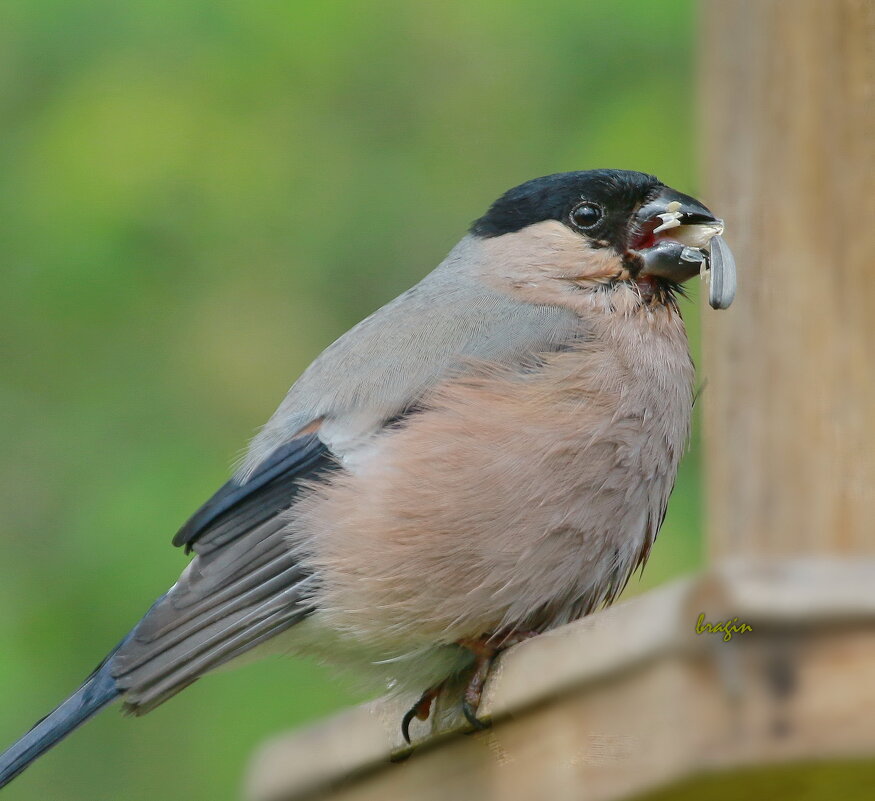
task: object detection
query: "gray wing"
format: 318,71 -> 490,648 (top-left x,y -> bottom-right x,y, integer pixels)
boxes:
109,236 -> 584,712
243,235 -> 583,474
109,433 -> 336,712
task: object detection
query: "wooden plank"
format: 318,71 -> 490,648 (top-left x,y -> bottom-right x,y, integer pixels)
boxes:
245,560 -> 875,801
699,0 -> 875,559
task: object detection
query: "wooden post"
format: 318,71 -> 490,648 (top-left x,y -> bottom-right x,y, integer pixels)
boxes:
700,0 -> 875,560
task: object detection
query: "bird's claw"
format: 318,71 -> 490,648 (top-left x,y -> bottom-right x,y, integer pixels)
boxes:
462,699 -> 491,731
400,683 -> 443,744
401,706 -> 417,744
401,631 -> 536,744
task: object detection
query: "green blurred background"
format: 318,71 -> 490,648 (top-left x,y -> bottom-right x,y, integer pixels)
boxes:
0,1 -> 704,798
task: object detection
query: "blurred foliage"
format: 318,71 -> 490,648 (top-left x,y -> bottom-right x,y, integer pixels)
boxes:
0,0 -> 702,798
634,759 -> 875,801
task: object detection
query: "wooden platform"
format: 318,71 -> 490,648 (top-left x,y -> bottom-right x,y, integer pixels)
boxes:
245,559 -> 875,801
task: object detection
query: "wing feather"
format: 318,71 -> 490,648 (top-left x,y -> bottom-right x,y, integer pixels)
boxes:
109,246 -> 588,712
108,431 -> 335,711
173,432 -> 335,554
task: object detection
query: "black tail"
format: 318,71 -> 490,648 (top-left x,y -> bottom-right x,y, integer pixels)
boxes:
0,662 -> 119,789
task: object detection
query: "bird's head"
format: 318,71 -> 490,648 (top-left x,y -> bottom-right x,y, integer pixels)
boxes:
470,170 -> 734,309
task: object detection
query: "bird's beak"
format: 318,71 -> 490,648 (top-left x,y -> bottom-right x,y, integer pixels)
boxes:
628,188 -> 736,309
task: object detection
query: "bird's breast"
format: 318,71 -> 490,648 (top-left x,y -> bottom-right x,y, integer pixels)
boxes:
286,301 -> 695,662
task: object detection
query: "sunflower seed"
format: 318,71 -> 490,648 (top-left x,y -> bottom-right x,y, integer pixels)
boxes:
708,234 -> 736,309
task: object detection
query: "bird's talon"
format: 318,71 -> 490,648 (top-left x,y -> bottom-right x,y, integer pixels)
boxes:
401,706 -> 417,744
400,682 -> 443,743
462,700 -> 490,731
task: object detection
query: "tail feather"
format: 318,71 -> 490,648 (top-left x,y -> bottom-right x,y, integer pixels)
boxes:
118,581 -> 312,713
0,512 -> 314,787
121,600 -> 310,713
0,664 -> 119,789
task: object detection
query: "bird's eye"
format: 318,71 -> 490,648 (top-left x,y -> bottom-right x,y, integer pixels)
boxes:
570,202 -> 603,230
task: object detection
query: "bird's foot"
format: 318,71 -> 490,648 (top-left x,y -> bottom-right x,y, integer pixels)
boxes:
457,630 -> 540,731
401,631 -> 541,743
401,682 -> 444,744
457,637 -> 495,731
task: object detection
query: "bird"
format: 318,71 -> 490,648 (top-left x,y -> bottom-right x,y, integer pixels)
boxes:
0,169 -> 734,788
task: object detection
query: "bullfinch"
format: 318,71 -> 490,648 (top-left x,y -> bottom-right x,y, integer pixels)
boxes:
0,169 -> 735,787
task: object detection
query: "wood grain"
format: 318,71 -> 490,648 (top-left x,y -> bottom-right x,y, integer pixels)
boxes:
700,0 -> 875,559
245,561 -> 875,801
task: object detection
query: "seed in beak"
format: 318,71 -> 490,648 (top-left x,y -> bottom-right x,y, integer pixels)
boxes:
705,234 -> 736,309
652,201 -> 685,234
